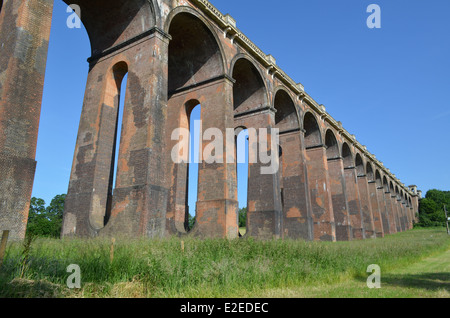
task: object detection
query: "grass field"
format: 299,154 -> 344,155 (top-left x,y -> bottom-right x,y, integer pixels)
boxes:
0,228 -> 449,298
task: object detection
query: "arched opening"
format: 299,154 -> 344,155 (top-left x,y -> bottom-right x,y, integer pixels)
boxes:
376,170 -> 389,233
274,89 -> 301,230
106,62 -> 128,226
32,2 -> 91,207
187,103 -> 202,231
232,58 -> 269,238
366,162 -> 374,182
325,129 -> 352,241
235,127 -> 249,236
168,11 -> 224,94
232,58 -> 267,114
111,70 -> 128,193
65,0 -> 156,56
384,177 -> 390,193
304,112 -> 335,241
325,130 -> 340,159
0,0 -> 3,13
375,170 -> 382,188
167,11 -> 224,235
303,112 -> 322,148
274,90 -> 299,131
355,153 -> 365,176
342,143 -> 353,168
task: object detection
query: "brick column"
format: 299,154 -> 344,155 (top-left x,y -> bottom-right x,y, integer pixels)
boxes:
343,167 -> 365,239
384,191 -> 397,234
165,96 -> 191,236
280,130 -> 313,241
368,181 -> 384,238
103,32 -> 171,239
327,157 -> 352,241
0,0 -> 53,240
391,194 -> 402,232
357,174 -> 376,238
165,77 -> 239,239
243,107 -> 283,239
399,198 -> 407,232
410,204 -> 415,227
192,78 -> 240,239
403,201 -> 411,230
305,145 -> 336,242
407,200 -> 414,228
377,186 -> 391,235
62,56 -> 132,237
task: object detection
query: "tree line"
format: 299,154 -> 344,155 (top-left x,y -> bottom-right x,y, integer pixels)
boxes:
415,189 -> 450,228
26,194 -> 249,238
26,189 -> 448,238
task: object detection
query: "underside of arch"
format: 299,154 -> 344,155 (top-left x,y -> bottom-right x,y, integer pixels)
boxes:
325,130 -> 339,159
274,90 -> 299,131
303,112 -> 322,148
232,58 -> 267,113
168,11 -> 224,94
62,0 -> 156,56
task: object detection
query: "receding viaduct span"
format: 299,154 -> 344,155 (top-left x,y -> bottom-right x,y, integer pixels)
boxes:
0,0 -> 421,241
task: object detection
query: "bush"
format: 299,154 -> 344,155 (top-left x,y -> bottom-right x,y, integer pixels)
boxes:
26,194 -> 66,238
238,207 -> 247,228
415,190 -> 449,228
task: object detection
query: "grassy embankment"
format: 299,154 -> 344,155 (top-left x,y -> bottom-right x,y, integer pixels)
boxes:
0,228 -> 449,298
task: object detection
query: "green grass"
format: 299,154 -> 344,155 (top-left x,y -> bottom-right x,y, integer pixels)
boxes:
0,228 -> 449,298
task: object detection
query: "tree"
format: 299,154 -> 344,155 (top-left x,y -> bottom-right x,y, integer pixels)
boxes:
26,194 -> 66,238
239,207 -> 247,228
188,213 -> 196,231
416,190 -> 449,228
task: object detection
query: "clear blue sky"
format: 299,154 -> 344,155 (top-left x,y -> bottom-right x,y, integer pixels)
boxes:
33,0 -> 450,208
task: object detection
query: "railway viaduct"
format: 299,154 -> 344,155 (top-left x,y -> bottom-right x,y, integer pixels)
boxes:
0,0 -> 421,241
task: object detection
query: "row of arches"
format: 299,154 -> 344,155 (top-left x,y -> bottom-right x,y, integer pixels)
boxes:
0,1 -> 418,240
163,8 -> 416,240
54,3 -> 416,239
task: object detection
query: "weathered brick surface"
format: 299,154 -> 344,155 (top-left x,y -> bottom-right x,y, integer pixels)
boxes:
280,132 -> 313,240
384,191 -> 398,234
234,110 -> 283,240
327,158 -> 352,241
305,146 -> 336,242
344,166 -> 365,240
376,186 -> 390,235
0,0 -> 53,240
368,181 -> 384,238
0,0 -> 420,241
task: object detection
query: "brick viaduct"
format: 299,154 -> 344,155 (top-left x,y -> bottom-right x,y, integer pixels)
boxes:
0,0 -> 421,241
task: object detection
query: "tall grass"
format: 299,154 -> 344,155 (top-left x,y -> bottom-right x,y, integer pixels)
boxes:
0,228 -> 449,298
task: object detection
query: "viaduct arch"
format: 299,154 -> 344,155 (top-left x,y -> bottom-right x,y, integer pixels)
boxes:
0,0 -> 420,240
